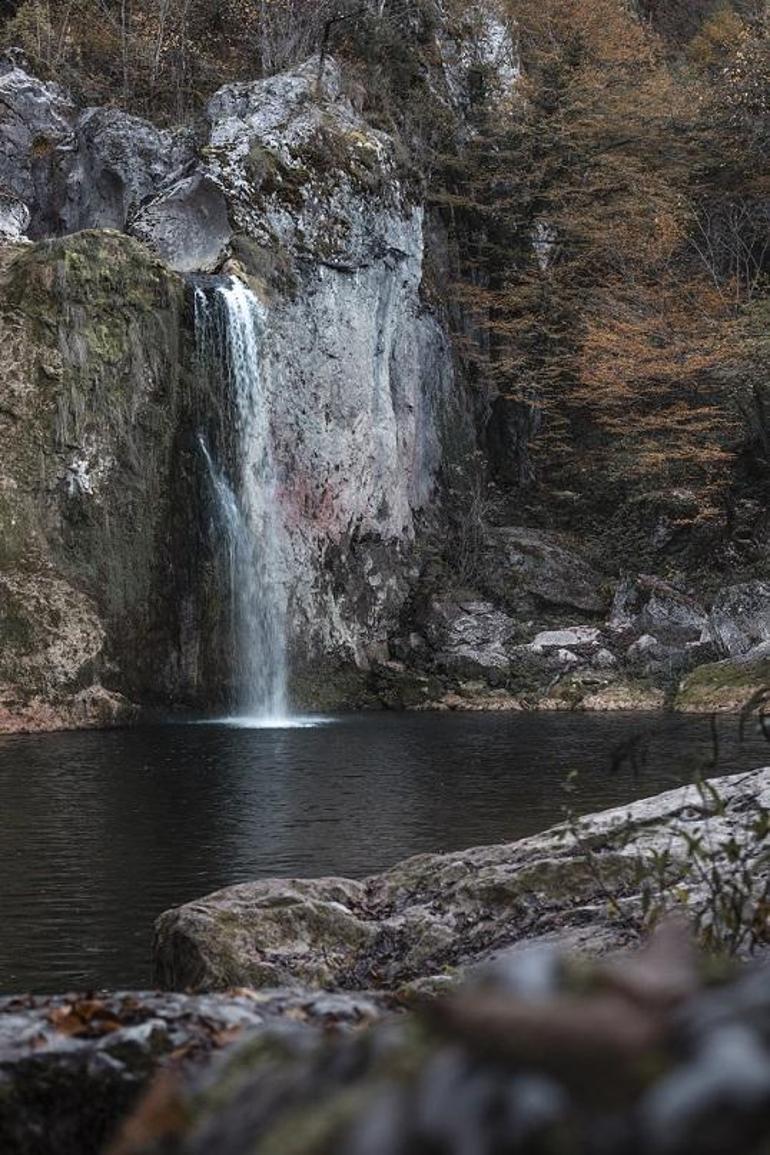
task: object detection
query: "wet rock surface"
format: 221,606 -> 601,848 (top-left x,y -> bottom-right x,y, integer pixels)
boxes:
0,988 -> 389,1155
153,768 -> 770,995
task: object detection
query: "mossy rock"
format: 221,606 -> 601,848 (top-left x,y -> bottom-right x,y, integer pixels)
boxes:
0,228 -> 198,727
675,658 -> 770,713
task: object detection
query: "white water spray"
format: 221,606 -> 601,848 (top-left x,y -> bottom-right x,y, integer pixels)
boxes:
195,278 -> 289,724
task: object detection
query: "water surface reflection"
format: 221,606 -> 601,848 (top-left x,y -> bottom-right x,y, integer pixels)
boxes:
0,710 -> 766,992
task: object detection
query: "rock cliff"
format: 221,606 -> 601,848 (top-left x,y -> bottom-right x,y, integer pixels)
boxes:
0,33 -> 767,726
0,53 -> 477,722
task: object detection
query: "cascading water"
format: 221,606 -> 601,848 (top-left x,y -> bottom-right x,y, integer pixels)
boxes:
194,278 -> 289,724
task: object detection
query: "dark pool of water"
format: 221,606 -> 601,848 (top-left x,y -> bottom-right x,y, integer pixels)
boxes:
0,710 -> 768,994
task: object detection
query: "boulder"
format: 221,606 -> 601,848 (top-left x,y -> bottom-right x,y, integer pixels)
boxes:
0,190 -> 29,239
59,107 -> 194,233
422,595 -> 515,677
707,581 -> 770,658
625,634 -> 693,679
530,626 -> 601,650
118,938 -> 770,1155
509,641 -> 581,680
0,61 -> 75,234
153,768 -> 770,993
609,576 -> 708,644
510,628 -> 617,692
130,172 -> 231,273
202,56 -> 406,267
484,526 -> 607,614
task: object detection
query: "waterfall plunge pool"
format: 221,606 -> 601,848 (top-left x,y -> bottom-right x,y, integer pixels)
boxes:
1,709 -> 768,994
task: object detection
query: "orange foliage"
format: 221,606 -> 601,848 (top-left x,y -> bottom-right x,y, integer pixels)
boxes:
442,0 -> 763,510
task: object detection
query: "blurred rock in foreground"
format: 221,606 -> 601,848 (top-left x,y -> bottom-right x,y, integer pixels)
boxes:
0,988 -> 387,1155
117,924 -> 770,1155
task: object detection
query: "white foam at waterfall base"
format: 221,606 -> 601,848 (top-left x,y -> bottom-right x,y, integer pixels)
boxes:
195,277 -> 292,723
213,715 -> 335,730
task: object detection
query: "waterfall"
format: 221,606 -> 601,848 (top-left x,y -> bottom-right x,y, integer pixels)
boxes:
194,278 -> 289,723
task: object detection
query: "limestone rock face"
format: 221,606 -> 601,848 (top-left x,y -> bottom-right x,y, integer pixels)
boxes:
195,58 -> 473,669
0,53 -> 478,717
154,767 -> 770,993
58,107 -> 194,234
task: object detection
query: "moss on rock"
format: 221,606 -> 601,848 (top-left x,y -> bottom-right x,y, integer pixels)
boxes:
0,229 -> 192,730
675,658 -> 770,713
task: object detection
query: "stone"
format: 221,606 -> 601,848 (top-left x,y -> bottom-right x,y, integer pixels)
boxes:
114,936 -> 770,1155
511,643 -> 581,676
609,576 -> 708,644
626,633 -> 688,673
0,62 -> 75,234
530,626 -> 601,650
593,647 -> 618,670
0,189 -> 29,239
706,581 -> 770,658
484,526 -> 607,614
153,768 -> 770,994
422,595 -> 515,678
59,106 -> 194,233
130,172 -> 231,273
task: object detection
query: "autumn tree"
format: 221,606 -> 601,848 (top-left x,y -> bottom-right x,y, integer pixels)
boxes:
431,0 -> 767,538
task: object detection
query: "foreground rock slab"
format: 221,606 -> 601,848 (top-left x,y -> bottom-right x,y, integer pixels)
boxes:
154,767 -> 770,994
0,988 -> 387,1155
119,930 -> 770,1155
